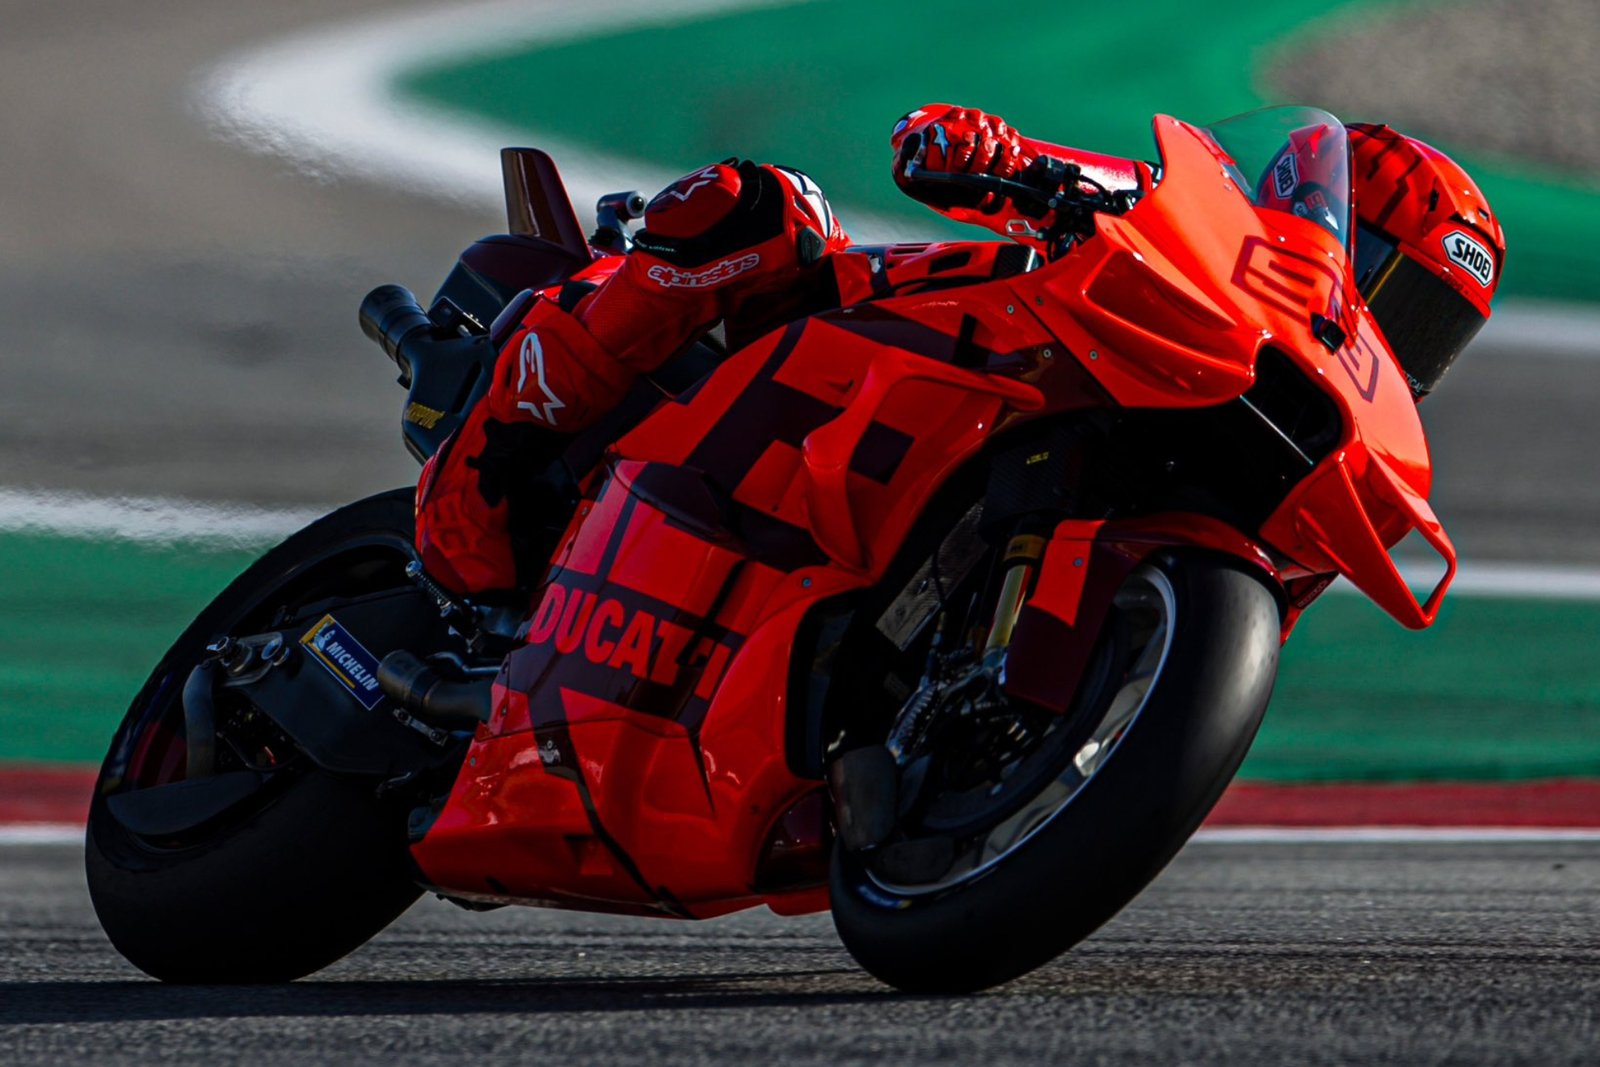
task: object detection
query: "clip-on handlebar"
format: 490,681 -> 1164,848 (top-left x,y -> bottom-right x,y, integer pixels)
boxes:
592,191 -> 648,254
900,137 -> 1136,254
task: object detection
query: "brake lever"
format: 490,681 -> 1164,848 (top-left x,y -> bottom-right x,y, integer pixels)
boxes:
901,160 -> 1062,214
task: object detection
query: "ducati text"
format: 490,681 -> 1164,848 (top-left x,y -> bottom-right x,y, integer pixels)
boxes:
525,582 -> 735,699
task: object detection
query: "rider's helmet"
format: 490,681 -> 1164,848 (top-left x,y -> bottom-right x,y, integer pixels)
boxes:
1346,123 -> 1505,399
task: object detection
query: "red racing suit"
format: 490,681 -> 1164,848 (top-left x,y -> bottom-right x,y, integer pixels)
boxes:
415,105 -> 1151,595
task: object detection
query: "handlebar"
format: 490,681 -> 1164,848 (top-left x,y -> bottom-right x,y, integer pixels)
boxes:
592,189 -> 648,254
900,144 -> 1137,250
901,159 -> 1066,215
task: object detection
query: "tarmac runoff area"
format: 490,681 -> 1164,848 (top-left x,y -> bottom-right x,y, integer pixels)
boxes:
3,839 -> 1598,1065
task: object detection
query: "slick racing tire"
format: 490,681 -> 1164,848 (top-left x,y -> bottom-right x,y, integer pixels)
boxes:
829,550 -> 1280,994
85,489 -> 425,983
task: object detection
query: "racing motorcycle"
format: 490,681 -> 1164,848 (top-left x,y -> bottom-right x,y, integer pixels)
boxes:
86,107 -> 1456,992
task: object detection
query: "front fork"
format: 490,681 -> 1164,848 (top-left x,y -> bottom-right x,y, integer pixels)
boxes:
833,511 -> 1281,851
884,524 -> 1050,764
836,523 -> 1053,851
982,531 -> 1049,661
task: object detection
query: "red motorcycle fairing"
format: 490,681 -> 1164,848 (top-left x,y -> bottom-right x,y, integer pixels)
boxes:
411,114 -> 1461,918
412,457 -> 842,916
1003,514 -> 1282,715
830,241 -> 1041,305
1003,115 -> 1451,626
601,292 -> 1081,575
409,283 -> 1098,914
1258,434 -> 1456,628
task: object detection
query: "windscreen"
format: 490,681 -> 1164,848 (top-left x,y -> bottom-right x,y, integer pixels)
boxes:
1203,106 -> 1353,250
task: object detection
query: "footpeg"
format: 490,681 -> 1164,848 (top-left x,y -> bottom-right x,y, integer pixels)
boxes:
377,650 -> 493,727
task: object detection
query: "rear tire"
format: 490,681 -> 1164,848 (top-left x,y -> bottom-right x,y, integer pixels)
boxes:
85,489 -> 425,983
86,769 -> 422,983
829,551 -> 1279,993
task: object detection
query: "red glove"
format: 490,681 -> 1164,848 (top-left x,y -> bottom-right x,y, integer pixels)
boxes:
890,104 -> 1031,211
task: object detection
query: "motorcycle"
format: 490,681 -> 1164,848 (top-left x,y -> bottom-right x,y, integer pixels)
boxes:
85,107 -> 1456,992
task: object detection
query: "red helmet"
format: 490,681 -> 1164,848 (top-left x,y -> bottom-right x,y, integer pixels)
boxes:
1346,123 -> 1505,398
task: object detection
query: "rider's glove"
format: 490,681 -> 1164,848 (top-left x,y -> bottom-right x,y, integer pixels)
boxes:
890,104 -> 1031,213
632,161 -> 847,290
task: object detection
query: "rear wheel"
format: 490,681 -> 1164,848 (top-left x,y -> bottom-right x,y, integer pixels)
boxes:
85,490 -> 427,983
829,549 -> 1280,993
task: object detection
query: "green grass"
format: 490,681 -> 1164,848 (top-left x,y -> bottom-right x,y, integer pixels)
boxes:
0,533 -> 257,764
399,0 -> 1599,302
1245,592 -> 1600,782
4,531 -> 1600,781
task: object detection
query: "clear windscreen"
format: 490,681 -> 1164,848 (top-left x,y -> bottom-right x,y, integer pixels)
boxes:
1203,106 -> 1353,250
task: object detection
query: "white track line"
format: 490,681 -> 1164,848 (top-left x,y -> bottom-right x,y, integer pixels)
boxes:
0,826 -> 83,846
1478,301 -> 1600,360
0,486 -> 322,547
8,485 -> 1600,599
198,0 -> 918,242
1411,562 -> 1600,600
6,825 -> 1597,847
1194,827 -> 1600,843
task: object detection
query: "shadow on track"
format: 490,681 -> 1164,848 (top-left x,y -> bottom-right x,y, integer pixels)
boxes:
0,968 -> 911,1026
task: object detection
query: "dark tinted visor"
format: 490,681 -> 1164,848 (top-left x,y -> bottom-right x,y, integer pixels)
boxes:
1355,222 -> 1487,397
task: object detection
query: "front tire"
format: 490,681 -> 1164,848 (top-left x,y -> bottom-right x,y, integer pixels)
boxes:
829,551 -> 1280,993
85,489 -> 426,983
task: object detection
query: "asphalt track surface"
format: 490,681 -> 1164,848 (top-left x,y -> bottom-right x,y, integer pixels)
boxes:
3,0 -> 1600,1061
4,840 -> 1599,1065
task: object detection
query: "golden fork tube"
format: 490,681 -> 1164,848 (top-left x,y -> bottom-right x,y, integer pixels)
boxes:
984,534 -> 1047,655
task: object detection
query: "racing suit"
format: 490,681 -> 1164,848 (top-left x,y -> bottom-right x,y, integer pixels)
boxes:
415,105 -> 1150,596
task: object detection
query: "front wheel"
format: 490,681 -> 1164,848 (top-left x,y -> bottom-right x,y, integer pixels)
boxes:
829,551 -> 1280,993
85,489 -> 428,983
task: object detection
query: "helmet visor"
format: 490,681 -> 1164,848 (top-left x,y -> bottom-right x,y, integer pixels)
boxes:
1355,223 -> 1487,398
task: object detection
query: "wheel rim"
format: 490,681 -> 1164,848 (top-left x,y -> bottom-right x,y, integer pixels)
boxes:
865,563 -> 1177,896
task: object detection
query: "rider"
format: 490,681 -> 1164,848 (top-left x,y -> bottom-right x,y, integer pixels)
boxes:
1345,121 -> 1504,398
414,104 -> 1506,598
